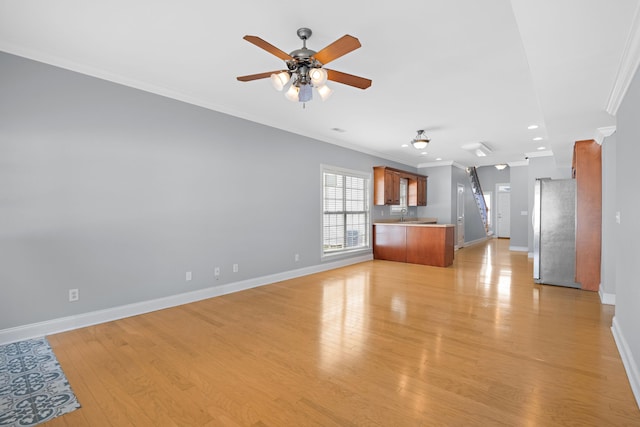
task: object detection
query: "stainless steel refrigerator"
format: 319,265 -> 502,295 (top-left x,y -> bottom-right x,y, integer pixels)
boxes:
532,178 -> 580,288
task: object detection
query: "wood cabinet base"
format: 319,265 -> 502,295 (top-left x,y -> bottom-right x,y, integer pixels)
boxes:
373,224 -> 454,267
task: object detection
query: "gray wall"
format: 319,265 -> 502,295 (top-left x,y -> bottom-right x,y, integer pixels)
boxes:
509,165 -> 529,249
601,134 -> 617,298
0,52 -> 407,330
417,164 -> 486,245
476,165 -> 511,235
615,62 -> 640,396
453,166 -> 486,244
417,165 -> 452,223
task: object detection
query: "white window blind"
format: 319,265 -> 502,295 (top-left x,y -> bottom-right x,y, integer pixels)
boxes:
322,166 -> 370,256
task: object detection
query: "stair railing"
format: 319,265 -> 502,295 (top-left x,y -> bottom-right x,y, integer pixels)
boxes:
468,167 -> 489,234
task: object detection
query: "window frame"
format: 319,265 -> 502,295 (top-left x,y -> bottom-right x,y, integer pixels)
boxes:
320,164 -> 372,259
390,177 -> 409,215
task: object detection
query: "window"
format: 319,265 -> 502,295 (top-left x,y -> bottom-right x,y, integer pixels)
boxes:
390,178 -> 408,214
322,166 -> 370,256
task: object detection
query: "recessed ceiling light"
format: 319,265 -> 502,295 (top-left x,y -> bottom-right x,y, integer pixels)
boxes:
436,157 -> 442,161
421,152 -> 428,155
528,125 -> 539,130
533,137 -> 543,141
537,146 -> 546,150
401,144 -> 409,148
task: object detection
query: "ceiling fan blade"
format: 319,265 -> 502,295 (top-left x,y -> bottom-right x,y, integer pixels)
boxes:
243,35 -> 293,61
326,69 -> 372,89
313,35 -> 361,65
237,70 -> 286,82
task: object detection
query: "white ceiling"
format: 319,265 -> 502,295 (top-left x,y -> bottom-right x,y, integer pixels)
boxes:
1,0 -> 638,168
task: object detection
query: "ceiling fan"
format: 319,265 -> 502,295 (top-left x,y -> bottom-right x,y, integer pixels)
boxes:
237,28 -> 372,103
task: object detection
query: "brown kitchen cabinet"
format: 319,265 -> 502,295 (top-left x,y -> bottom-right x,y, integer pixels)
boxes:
373,166 -> 427,206
410,176 -> 427,206
373,223 -> 454,267
373,167 -> 401,205
572,139 -> 602,291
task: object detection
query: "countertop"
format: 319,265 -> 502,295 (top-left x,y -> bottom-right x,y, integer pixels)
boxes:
373,218 -> 454,227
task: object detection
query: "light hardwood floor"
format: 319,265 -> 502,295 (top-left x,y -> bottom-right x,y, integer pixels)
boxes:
46,239 -> 640,426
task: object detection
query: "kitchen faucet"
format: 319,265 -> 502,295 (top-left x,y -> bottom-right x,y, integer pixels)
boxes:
401,208 -> 407,222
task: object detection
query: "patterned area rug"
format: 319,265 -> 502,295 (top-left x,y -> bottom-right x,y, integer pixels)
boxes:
0,337 -> 80,426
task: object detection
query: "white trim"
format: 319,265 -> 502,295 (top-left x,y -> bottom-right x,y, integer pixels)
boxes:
509,246 -> 529,252
0,255 -> 372,345
611,316 -> 640,409
599,288 -> 616,305
528,252 -> 534,258
416,160 -> 468,170
508,160 -> 529,167
594,126 -> 617,145
606,4 -> 640,115
464,236 -> 489,247
524,150 -> 554,159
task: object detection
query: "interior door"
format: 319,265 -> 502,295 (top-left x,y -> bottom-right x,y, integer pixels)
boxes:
457,184 -> 465,248
497,188 -> 511,238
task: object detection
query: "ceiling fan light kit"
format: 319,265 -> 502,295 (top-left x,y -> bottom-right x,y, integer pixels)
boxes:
270,71 -> 290,91
237,27 -> 372,105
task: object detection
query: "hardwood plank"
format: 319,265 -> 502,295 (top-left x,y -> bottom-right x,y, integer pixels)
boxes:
45,239 -> 640,426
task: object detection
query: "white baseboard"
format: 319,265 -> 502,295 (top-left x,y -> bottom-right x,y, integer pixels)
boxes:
611,316 -> 640,409
509,246 -> 529,252
0,255 -> 372,345
599,288 -> 616,305
465,236 -> 489,247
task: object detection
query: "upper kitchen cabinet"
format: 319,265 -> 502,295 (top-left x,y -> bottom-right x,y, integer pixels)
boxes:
374,167 -> 400,205
373,166 -> 427,206
409,176 -> 428,206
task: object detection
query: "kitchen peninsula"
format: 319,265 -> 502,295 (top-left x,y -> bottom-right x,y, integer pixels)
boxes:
373,220 -> 455,267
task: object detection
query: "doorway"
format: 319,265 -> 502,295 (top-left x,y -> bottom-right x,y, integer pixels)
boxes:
496,183 -> 511,238
457,184 -> 465,248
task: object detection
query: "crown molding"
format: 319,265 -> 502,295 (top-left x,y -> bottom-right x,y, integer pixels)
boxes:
417,160 -> 467,170
594,126 -> 617,145
524,149 -> 554,159
606,4 -> 640,115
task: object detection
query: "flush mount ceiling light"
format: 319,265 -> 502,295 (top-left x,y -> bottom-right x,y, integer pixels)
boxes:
462,142 -> 492,157
237,28 -> 372,105
495,164 -> 508,170
411,130 -> 431,149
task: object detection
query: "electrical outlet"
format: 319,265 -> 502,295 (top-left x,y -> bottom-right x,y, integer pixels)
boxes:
215,267 -> 220,279
233,264 -> 238,273
295,253 -> 300,262
69,288 -> 79,302
186,271 -> 192,281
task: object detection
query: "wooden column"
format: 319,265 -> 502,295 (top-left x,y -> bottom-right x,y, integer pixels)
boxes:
572,139 -> 601,291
